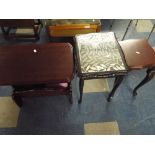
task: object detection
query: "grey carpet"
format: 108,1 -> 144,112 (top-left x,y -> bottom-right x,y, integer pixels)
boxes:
1,20 -> 155,134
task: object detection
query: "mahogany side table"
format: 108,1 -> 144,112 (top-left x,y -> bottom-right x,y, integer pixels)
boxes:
0,43 -> 74,107
119,39 -> 155,96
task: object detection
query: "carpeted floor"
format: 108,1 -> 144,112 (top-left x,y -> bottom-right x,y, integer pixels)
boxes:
0,19 -> 155,135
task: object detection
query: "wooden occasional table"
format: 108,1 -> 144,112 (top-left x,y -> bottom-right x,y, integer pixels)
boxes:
0,43 -> 74,107
45,19 -> 101,38
75,32 -> 128,103
119,39 -> 155,96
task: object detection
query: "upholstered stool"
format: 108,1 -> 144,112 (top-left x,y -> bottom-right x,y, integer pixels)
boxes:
119,39 -> 155,96
45,19 -> 101,38
75,32 -> 128,103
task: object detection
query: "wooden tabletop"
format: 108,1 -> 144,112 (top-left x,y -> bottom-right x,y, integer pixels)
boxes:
0,43 -> 73,85
119,39 -> 155,69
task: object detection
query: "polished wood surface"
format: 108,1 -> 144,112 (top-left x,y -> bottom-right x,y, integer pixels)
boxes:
47,24 -> 99,37
119,39 -> 155,96
119,39 -> 155,69
0,43 -> 73,85
46,19 -> 101,37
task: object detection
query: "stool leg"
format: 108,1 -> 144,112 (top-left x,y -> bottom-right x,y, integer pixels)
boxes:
133,68 -> 155,96
122,20 -> 132,40
107,75 -> 124,102
78,78 -> 84,104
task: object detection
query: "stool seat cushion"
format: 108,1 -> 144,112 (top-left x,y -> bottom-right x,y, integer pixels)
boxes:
75,32 -> 127,74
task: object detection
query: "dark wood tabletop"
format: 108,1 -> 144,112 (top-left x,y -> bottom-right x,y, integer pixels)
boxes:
0,43 -> 73,85
119,39 -> 155,69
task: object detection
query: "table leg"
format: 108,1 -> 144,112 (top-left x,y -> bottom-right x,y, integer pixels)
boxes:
133,68 -> 155,96
107,75 -> 124,102
147,24 -> 155,40
68,82 -> 73,104
134,19 -> 138,28
122,20 -> 132,40
78,78 -> 84,104
109,19 -> 115,30
1,27 -> 11,39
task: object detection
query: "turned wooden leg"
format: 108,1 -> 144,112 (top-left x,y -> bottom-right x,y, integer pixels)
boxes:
12,94 -> 23,107
68,82 -> 73,104
78,78 -> 84,104
107,75 -> 124,102
133,68 -> 155,96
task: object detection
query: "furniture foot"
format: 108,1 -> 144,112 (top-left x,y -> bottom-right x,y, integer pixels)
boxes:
107,75 -> 124,102
78,78 -> 84,104
133,68 -> 155,96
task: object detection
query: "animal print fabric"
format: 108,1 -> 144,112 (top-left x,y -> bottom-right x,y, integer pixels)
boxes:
75,32 -> 126,74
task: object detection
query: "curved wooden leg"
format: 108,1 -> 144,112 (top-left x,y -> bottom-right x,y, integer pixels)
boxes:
133,68 -> 155,96
107,75 -> 124,102
78,78 -> 84,104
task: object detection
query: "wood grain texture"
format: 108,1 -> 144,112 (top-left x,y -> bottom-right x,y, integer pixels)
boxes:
0,43 -> 73,85
119,39 -> 155,69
